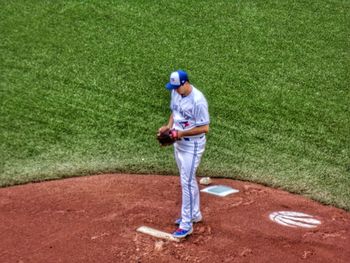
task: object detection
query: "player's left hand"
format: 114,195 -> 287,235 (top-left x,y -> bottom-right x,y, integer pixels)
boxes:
158,126 -> 170,135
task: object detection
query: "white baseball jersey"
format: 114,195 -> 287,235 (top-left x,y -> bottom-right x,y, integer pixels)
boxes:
170,85 -> 210,231
170,85 -> 210,134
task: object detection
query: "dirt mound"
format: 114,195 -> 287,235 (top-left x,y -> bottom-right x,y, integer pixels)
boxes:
0,174 -> 349,262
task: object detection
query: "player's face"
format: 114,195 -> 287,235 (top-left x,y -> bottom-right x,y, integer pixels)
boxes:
175,85 -> 185,96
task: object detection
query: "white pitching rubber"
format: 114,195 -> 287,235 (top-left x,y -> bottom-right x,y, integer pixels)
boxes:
137,226 -> 180,242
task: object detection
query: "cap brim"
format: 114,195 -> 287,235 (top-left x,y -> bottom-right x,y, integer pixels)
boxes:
165,82 -> 180,90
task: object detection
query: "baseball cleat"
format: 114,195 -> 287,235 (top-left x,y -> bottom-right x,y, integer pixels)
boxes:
172,227 -> 193,238
175,215 -> 202,225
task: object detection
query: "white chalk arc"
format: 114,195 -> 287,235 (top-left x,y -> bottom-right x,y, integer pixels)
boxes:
269,211 -> 321,228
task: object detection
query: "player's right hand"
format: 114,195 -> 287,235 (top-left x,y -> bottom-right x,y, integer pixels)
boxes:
158,126 -> 170,135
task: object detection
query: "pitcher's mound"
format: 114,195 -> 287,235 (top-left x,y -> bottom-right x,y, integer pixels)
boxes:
0,174 -> 349,262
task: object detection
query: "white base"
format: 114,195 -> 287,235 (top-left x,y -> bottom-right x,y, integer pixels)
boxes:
201,185 -> 239,197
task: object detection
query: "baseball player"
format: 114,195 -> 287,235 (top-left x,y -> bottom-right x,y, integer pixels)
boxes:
158,70 -> 210,238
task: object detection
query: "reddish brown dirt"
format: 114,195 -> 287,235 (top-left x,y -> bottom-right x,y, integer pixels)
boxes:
0,174 -> 349,263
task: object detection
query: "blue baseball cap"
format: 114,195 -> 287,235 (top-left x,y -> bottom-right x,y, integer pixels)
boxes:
165,70 -> 189,90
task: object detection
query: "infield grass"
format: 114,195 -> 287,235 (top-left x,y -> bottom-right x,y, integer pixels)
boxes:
1,0 -> 349,210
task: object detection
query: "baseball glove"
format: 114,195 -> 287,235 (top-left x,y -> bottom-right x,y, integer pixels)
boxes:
157,129 -> 179,146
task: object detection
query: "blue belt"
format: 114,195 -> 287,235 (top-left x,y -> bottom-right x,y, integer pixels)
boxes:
183,136 -> 204,141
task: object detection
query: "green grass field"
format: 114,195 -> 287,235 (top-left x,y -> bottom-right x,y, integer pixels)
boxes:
1,0 -> 349,210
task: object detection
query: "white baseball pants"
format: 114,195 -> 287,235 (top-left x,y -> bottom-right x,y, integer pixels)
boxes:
174,136 -> 206,230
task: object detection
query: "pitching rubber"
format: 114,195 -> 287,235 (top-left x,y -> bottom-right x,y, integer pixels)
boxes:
137,226 -> 180,242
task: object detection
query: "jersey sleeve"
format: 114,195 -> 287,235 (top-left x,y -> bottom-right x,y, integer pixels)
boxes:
194,102 -> 210,126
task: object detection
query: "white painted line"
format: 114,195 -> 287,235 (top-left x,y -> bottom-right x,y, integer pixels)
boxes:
278,217 -> 319,228
282,215 -> 321,225
137,226 -> 180,242
278,211 -> 310,217
273,216 -> 297,227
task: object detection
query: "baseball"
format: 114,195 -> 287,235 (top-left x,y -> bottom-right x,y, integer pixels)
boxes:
200,177 -> 212,185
